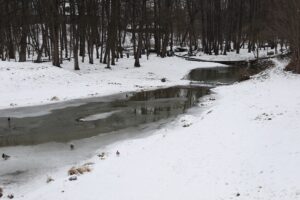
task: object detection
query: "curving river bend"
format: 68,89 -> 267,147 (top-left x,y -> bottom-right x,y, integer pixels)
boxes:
0,63 -> 269,188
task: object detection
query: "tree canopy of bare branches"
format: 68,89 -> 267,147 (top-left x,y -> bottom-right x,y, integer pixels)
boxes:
0,0 -> 297,72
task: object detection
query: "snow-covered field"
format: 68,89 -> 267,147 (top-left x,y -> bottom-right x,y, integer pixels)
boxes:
1,55 -> 300,200
0,56 -> 222,110
1,59 -> 299,200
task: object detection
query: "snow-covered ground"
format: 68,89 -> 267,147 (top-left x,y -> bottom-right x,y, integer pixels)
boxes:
176,48 -> 287,62
2,59 -> 299,200
0,56 -> 222,110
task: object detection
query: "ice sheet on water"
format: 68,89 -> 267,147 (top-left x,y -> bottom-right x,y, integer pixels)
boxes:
79,111 -> 121,122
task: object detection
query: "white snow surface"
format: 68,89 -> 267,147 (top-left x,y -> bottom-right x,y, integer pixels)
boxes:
2,59 -> 300,200
197,48 -> 274,61
0,55 -> 223,110
176,48 -> 286,62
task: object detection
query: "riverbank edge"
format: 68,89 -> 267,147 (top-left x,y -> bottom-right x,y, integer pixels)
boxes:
0,56 -> 225,111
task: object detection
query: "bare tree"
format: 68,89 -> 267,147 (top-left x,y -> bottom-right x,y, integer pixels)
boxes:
271,0 -> 300,73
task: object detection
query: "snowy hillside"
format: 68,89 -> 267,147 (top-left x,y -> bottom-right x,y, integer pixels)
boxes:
3,59 -> 300,200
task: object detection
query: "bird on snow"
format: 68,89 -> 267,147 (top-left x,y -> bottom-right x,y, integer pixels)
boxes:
2,153 -> 10,160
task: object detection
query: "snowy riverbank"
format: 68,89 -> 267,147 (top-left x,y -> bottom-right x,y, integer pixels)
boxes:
0,56 -> 222,110
176,48 -> 287,62
3,59 -> 300,200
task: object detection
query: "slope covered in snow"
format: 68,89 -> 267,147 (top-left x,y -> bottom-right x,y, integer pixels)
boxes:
6,59 -> 300,200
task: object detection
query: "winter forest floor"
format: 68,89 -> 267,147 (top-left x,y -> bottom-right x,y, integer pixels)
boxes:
1,56 -> 300,200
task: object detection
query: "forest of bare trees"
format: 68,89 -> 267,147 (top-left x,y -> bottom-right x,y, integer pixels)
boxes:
270,0 -> 300,73
0,0 -> 299,72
